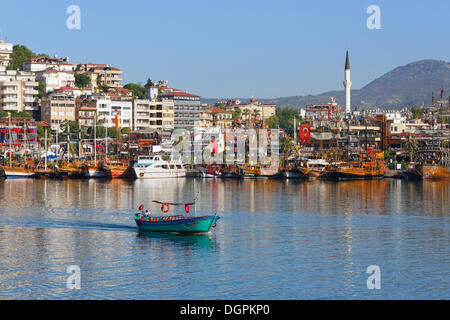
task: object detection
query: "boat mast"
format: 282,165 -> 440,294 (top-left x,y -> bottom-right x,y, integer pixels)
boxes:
78,123 -> 81,160
94,114 -> 97,166
67,124 -> 70,161
294,117 -> 297,145
347,118 -> 350,167
105,124 -> 108,164
8,112 -> 12,168
23,120 -> 27,164
44,129 -> 47,171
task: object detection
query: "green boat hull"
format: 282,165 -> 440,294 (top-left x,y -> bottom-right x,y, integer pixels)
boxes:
135,215 -> 219,233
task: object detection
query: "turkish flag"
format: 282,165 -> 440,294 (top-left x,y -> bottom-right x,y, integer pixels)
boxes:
299,124 -> 311,143
211,140 -> 218,154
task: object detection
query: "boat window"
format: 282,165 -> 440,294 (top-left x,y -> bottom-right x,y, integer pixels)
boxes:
162,165 -> 168,169
169,165 -> 175,169
176,165 -> 182,169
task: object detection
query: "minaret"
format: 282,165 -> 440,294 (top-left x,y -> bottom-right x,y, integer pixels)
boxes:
343,51 -> 352,115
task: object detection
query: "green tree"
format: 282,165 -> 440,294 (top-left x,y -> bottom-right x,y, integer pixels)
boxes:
60,120 -> 81,141
37,81 -> 46,98
232,107 -> 242,124
242,109 -> 251,126
120,127 -> 131,135
7,45 -> 34,70
403,135 -> 418,163
74,73 -> 91,88
144,78 -> 154,88
266,115 -> 279,129
280,136 -> 293,157
410,106 -> 424,119
99,84 -> 110,93
276,107 -> 300,136
124,83 -> 147,99
251,109 -> 261,126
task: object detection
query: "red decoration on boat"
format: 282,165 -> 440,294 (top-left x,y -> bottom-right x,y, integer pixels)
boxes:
161,203 -> 170,213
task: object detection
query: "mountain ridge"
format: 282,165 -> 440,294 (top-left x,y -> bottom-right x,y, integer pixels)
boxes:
201,59 -> 450,109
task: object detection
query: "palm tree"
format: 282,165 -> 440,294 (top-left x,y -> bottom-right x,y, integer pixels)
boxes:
242,109 -> 251,127
403,135 -> 418,163
232,107 -> 242,125
280,136 -> 293,157
252,109 -> 261,127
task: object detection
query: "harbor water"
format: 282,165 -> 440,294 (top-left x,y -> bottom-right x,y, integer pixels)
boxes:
0,178 -> 449,299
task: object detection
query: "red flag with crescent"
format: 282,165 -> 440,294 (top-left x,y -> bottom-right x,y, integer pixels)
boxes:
299,124 -> 311,143
211,140 -> 218,154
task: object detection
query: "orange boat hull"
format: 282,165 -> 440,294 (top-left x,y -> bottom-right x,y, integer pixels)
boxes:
421,165 -> 450,180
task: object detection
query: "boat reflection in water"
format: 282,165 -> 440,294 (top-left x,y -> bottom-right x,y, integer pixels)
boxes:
136,230 -> 218,252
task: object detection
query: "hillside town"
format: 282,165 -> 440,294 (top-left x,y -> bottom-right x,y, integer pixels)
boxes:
0,39 -> 449,180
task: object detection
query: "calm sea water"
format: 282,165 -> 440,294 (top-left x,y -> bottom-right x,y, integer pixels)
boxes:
0,178 -> 449,299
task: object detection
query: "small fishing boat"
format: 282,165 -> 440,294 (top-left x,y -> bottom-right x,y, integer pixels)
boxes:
134,200 -> 220,233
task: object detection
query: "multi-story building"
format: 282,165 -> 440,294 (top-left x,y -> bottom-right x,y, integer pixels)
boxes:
228,98 -> 276,122
107,88 -> 133,128
23,56 -> 75,93
0,40 -> 13,71
133,99 -> 175,131
0,70 -> 38,113
159,91 -> 201,128
200,107 -> 213,127
41,92 -> 76,131
73,63 -> 123,89
75,97 -> 97,127
206,106 -> 233,128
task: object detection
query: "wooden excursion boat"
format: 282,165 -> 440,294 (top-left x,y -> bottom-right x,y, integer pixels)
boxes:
418,147 -> 450,180
135,200 -> 220,233
238,163 -> 281,179
1,166 -> 35,179
106,161 -> 136,179
330,150 -> 386,180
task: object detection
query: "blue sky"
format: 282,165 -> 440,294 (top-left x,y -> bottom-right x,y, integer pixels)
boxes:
1,0 -> 449,98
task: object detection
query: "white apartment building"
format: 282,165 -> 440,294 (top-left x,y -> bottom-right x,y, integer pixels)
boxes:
0,40 -> 13,72
23,56 -> 75,92
133,99 -> 174,131
0,70 -> 38,113
92,93 -> 133,128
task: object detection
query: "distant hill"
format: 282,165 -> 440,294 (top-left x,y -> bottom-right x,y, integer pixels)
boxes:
202,59 -> 450,109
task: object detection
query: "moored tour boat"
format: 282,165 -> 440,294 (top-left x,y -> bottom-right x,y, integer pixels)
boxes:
1,166 -> 35,179
238,163 -> 281,179
419,147 -> 450,180
134,200 -> 220,233
83,161 -> 110,178
133,155 -> 186,179
330,150 -> 386,180
105,161 -> 136,179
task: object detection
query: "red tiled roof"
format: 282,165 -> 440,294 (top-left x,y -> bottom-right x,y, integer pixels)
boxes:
159,91 -> 200,98
207,106 -> 231,114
